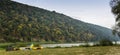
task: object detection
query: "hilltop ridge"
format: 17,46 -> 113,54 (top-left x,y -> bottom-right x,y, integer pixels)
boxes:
0,0 -> 119,42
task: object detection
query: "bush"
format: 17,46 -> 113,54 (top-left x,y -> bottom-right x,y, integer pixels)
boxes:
99,39 -> 113,46
54,46 -> 61,48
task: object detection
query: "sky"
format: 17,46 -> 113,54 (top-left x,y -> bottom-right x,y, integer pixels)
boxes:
13,0 -> 115,29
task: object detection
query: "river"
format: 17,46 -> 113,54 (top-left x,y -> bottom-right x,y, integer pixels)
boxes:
41,41 -> 120,48
41,42 -> 95,48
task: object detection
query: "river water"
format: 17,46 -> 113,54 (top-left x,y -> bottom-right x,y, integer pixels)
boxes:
41,42 -> 95,48
41,41 -> 120,48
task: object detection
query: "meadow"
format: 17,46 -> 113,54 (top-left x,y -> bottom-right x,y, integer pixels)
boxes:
0,46 -> 120,55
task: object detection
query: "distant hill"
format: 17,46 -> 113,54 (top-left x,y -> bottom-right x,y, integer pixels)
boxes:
0,0 -> 119,42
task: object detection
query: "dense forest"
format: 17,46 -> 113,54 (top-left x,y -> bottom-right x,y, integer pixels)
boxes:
0,0 -> 119,42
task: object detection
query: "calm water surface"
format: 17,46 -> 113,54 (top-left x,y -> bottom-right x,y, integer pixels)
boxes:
41,41 -> 120,48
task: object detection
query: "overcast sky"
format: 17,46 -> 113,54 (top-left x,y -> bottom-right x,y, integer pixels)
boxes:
13,0 -> 115,29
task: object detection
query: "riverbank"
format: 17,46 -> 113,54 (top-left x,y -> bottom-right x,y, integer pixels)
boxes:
1,46 -> 120,55
0,41 -> 120,49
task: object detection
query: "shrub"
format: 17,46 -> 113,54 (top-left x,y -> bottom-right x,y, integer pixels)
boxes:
99,39 -> 113,46
54,46 -> 61,48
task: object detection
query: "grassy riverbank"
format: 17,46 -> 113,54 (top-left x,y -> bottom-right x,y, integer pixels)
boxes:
0,46 -> 120,55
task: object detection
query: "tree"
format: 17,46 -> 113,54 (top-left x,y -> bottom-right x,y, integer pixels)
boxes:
99,39 -> 113,46
110,0 -> 120,36
0,0 -> 10,1
83,32 -> 94,42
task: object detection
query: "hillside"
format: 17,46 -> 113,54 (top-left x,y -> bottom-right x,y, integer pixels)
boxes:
0,0 -> 119,42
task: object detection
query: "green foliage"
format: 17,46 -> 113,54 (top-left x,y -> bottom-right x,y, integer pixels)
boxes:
99,39 -> 113,46
54,46 -> 62,48
110,0 -> 120,36
0,0 -> 118,43
110,0 -> 120,21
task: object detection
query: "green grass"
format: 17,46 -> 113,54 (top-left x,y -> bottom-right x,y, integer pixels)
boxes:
0,46 -> 120,55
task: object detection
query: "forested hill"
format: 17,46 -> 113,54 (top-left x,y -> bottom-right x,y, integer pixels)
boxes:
0,0 -> 119,42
